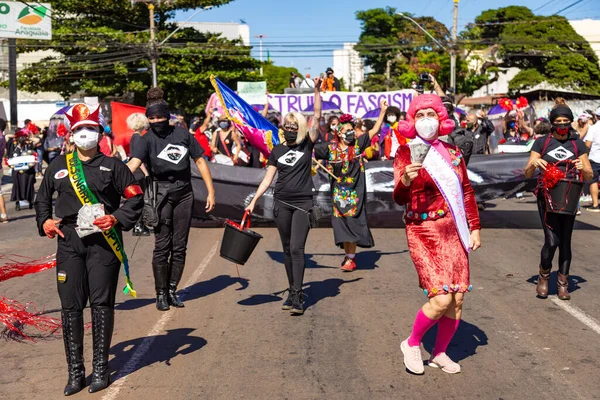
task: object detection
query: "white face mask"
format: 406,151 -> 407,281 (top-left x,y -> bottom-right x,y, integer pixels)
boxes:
330,124 -> 337,131
73,128 -> 99,150
387,115 -> 397,124
415,117 -> 439,140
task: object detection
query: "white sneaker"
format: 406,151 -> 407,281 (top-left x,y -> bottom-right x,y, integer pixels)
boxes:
429,352 -> 461,374
400,339 -> 424,375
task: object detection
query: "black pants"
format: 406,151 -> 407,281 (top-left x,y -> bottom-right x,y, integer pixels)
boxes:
152,184 -> 194,292
537,196 -> 576,275
273,198 -> 312,291
56,226 -> 121,311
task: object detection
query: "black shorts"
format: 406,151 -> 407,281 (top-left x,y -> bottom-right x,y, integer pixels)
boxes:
591,161 -> 600,182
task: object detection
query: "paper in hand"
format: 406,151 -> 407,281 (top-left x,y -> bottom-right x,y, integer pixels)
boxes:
76,204 -> 105,238
409,137 -> 431,164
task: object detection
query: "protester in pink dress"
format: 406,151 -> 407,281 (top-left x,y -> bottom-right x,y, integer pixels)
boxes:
393,94 -> 481,375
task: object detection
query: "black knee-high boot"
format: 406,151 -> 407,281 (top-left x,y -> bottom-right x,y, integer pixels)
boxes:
168,263 -> 185,308
62,310 -> 86,396
153,262 -> 170,311
88,307 -> 114,393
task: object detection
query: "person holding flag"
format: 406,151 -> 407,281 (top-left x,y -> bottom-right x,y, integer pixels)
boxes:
392,94 -> 481,375
245,78 -> 322,315
34,103 -> 144,395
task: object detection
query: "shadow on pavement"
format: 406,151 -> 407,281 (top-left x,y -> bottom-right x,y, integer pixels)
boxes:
526,272 -> 587,296
303,277 -> 363,308
266,250 -> 409,271
237,277 -> 363,308
116,275 -> 249,311
109,328 -> 207,382
422,319 -> 488,362
266,251 -> 335,270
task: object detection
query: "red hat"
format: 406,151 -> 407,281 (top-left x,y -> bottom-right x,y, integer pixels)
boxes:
65,103 -> 101,131
15,129 -> 29,138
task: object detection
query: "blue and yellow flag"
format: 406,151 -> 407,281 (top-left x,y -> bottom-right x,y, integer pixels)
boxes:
210,75 -> 280,157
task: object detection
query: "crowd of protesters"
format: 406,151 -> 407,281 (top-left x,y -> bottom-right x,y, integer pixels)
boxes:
3,71 -> 600,225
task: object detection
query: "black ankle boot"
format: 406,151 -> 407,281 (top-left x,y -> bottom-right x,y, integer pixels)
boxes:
156,291 -> 170,311
167,284 -> 185,308
88,307 -> 114,393
61,311 -> 86,396
282,289 -> 293,310
290,289 -> 305,315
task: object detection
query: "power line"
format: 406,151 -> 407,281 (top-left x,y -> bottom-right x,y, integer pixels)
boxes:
553,0 -> 585,15
534,0 -> 560,12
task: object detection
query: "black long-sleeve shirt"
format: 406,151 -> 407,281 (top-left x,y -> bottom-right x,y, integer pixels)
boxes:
34,152 -> 143,237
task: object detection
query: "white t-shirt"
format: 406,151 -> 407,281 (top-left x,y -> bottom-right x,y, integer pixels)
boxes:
300,79 -> 315,89
584,121 -> 600,163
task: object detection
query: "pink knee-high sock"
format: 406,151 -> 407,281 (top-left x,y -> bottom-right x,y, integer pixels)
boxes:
432,315 -> 461,356
407,309 -> 438,347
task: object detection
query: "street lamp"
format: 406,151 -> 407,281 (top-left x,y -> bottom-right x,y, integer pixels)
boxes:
254,34 -> 267,76
395,12 -> 455,91
160,5 -> 214,46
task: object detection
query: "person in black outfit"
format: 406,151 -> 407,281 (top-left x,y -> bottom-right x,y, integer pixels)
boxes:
466,111 -> 495,155
10,130 -> 37,209
246,78 -> 322,315
127,87 -> 215,311
34,104 -> 144,396
525,105 -> 593,300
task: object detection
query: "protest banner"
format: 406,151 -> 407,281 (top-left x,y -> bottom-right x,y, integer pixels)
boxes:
267,89 -> 416,116
237,81 -> 267,105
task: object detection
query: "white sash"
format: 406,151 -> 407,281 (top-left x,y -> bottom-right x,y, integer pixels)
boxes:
422,146 -> 471,253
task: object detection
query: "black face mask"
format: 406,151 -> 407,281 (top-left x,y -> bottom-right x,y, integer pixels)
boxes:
284,130 -> 298,144
150,120 -> 171,138
552,123 -> 570,136
343,130 -> 356,145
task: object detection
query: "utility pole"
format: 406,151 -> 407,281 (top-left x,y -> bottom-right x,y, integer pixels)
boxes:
385,59 -> 391,91
132,0 -> 159,86
8,38 -> 17,130
149,4 -> 158,87
254,34 -> 266,76
450,0 -> 459,94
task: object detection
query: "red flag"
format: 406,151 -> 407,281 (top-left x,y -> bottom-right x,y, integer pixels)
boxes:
111,102 -> 146,155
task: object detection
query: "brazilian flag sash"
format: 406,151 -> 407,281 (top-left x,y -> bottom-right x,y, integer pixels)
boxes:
66,151 -> 137,297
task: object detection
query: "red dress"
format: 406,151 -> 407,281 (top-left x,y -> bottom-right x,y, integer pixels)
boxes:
393,143 -> 481,298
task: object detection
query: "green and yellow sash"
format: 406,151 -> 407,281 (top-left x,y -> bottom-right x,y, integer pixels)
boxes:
66,151 -> 137,297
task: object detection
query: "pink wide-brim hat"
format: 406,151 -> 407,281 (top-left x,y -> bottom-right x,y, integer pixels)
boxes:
396,94 -> 455,139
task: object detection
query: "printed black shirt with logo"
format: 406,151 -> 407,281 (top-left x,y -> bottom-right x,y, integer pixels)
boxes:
130,126 -> 204,182
34,153 -> 143,236
267,139 -> 315,201
531,134 -> 589,179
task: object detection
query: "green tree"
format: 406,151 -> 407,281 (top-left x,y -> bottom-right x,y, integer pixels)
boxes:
463,6 -> 600,94
13,0 -> 261,114
260,62 -> 299,94
355,7 -> 487,95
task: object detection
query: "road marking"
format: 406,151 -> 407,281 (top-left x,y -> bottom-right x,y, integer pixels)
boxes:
550,297 -> 600,336
101,241 -> 219,400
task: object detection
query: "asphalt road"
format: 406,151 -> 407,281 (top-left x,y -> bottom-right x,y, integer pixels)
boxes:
1,194 -> 599,400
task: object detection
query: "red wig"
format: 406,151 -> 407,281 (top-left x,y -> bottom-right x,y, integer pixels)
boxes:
396,94 -> 455,139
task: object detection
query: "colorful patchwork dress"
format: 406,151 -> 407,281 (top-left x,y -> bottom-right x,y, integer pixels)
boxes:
314,134 -> 374,248
392,143 -> 481,298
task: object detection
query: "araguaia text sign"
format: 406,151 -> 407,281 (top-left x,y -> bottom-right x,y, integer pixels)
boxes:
0,2 -> 52,40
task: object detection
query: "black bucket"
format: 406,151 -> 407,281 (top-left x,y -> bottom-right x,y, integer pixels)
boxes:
220,212 -> 263,265
546,179 -> 583,215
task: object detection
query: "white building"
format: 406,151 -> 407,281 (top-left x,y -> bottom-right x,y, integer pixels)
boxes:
333,43 -> 365,91
569,19 -> 600,66
179,22 -> 250,46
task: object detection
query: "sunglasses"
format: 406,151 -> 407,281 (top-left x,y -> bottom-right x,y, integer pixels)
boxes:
283,122 -> 299,131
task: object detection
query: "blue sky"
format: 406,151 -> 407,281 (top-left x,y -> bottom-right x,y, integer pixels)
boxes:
176,0 -> 598,76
